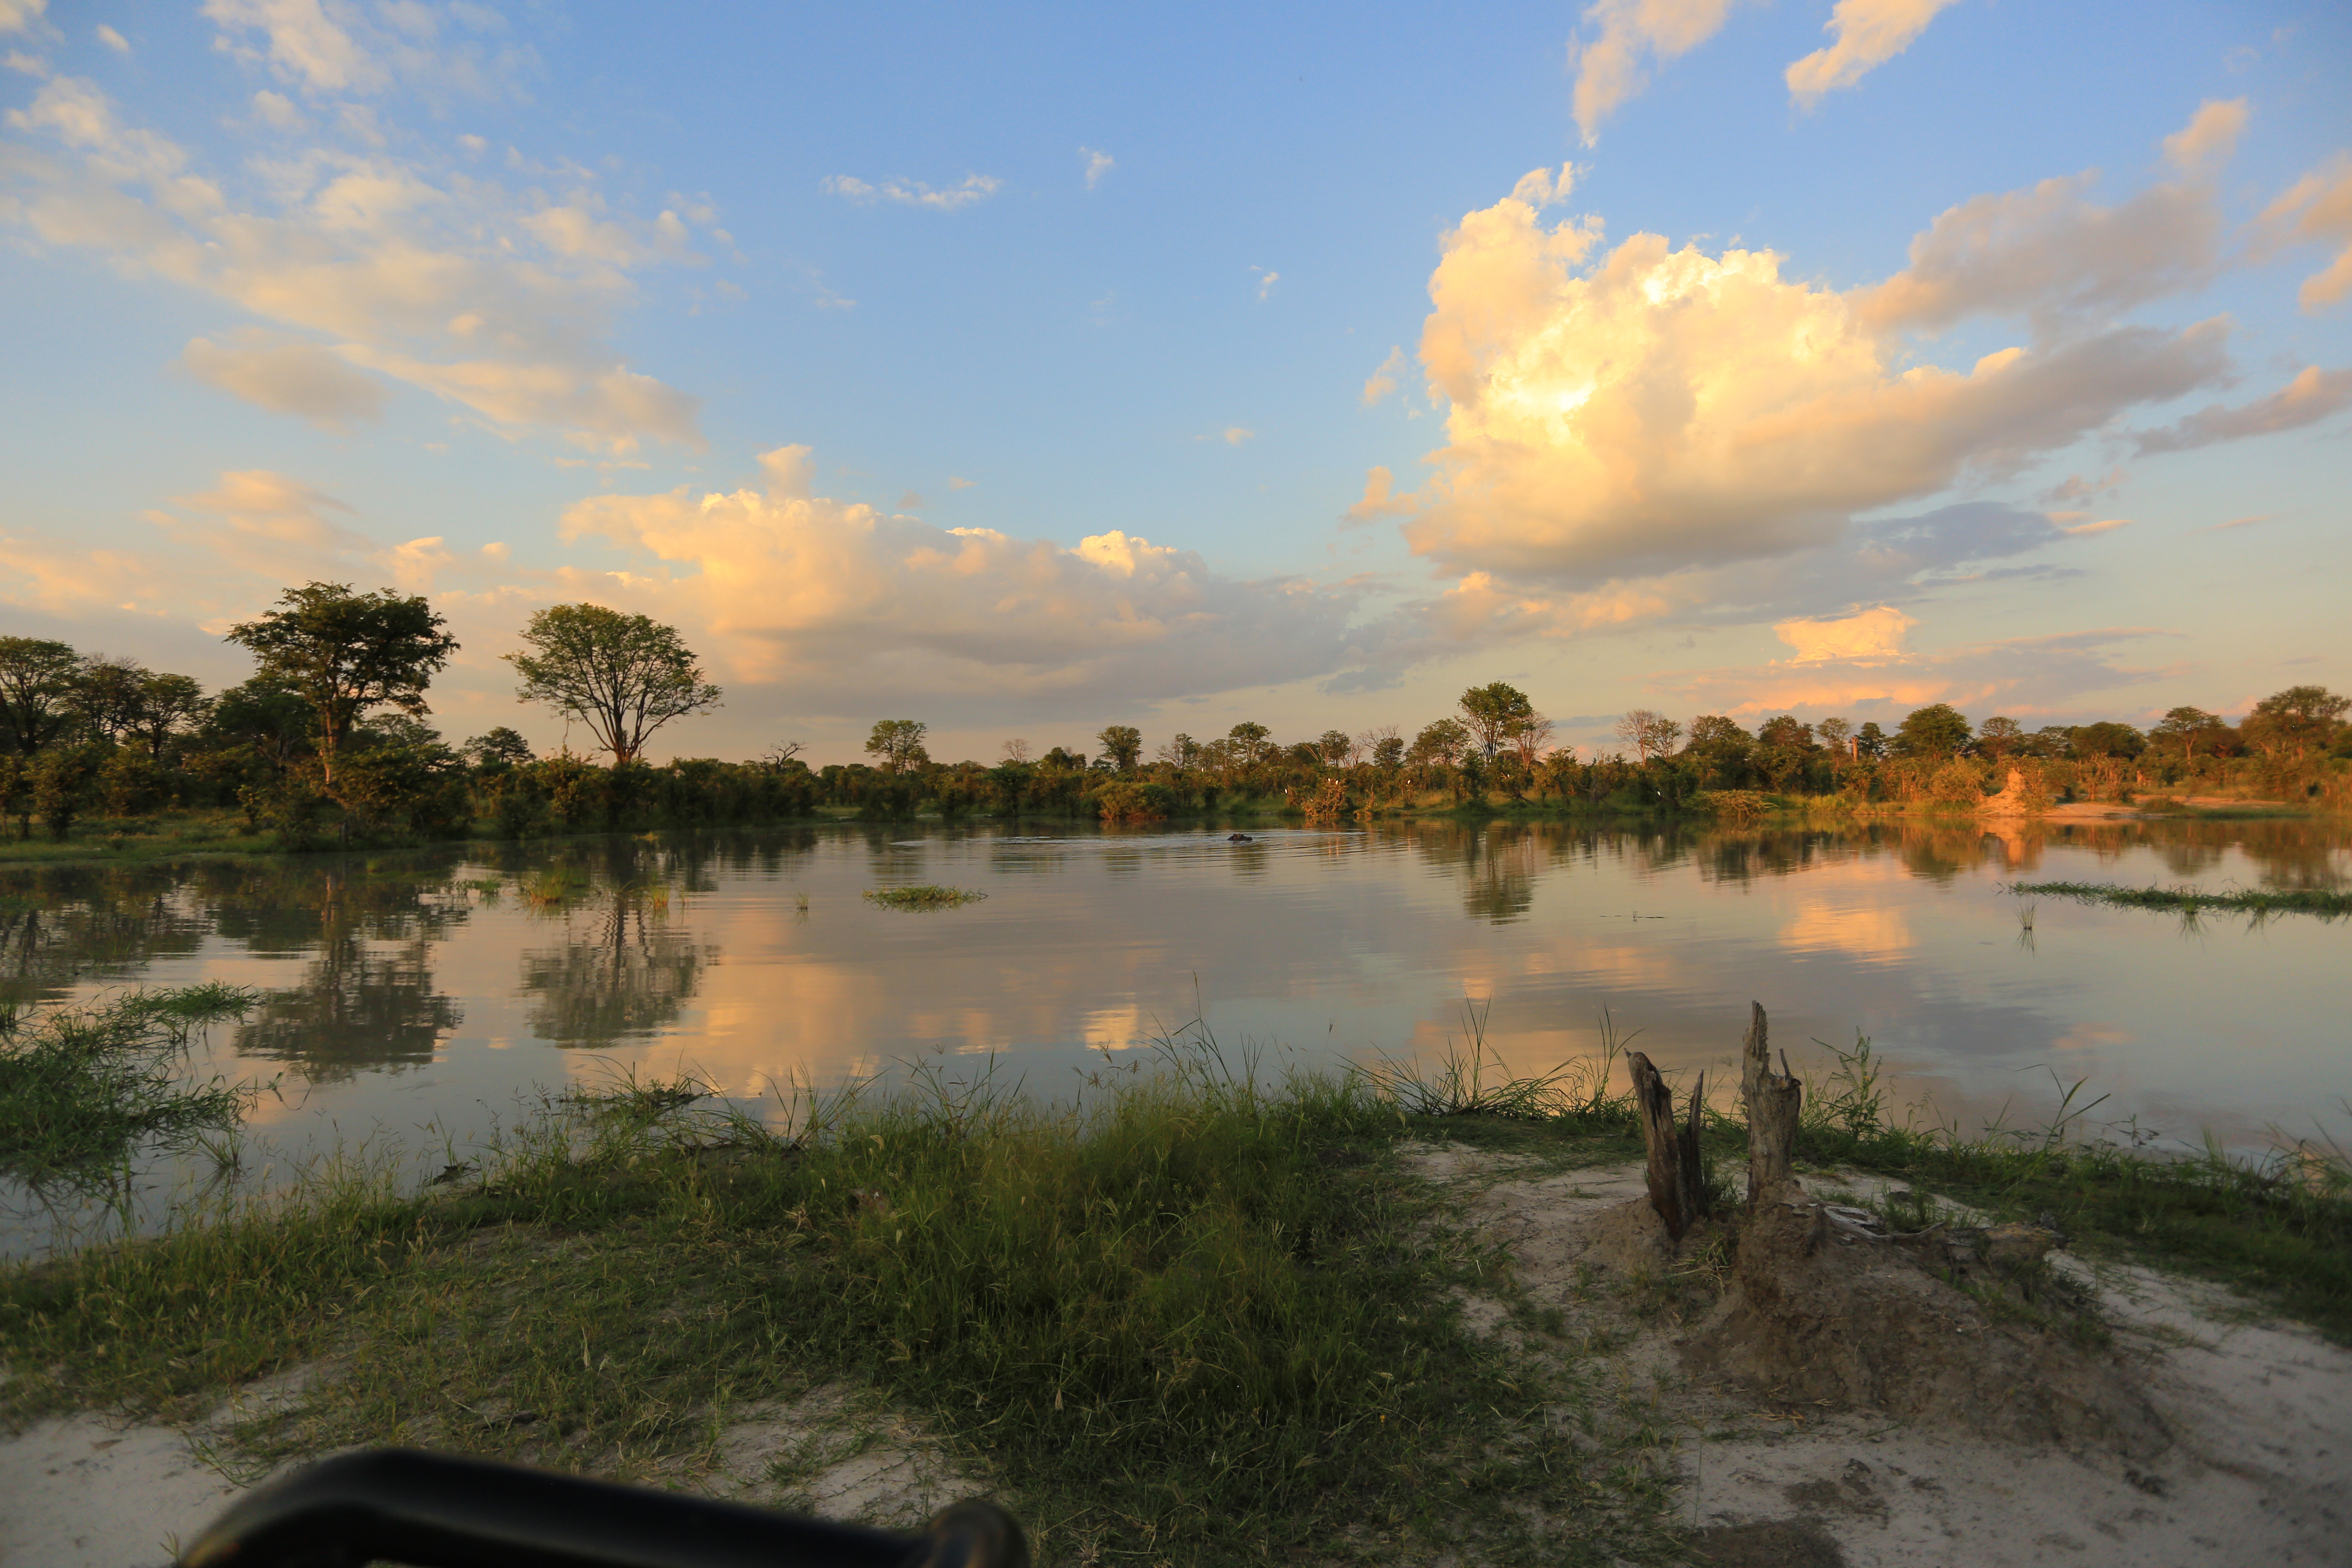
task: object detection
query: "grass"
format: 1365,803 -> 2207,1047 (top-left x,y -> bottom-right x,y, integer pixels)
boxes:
0,985 -> 266,1189
863,885 -> 987,910
0,1042 -> 1687,1566
2007,879 -> 2352,920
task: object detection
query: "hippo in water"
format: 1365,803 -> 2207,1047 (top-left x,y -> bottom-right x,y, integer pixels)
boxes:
1227,832 -> 1253,843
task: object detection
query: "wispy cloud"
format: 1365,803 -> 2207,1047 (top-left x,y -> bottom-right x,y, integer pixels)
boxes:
94,22 -> 126,52
2134,365 -> 2352,454
1079,146 -> 1113,189
1568,0 -> 1743,145
822,172 -> 1002,211
1786,0 -> 1962,110
1361,346 -> 1406,407
2,72 -> 714,452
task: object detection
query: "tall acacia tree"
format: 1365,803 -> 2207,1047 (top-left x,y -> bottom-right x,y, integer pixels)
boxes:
506,605 -> 723,768
0,638 -> 84,756
224,583 -> 459,786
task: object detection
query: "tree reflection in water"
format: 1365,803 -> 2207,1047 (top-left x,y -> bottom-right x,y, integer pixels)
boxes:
512,839 -> 717,1046
0,865 -> 211,1006
227,865 -> 472,1081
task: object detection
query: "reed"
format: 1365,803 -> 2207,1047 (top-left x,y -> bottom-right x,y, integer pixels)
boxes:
2007,879 -> 2351,920
862,885 -> 987,910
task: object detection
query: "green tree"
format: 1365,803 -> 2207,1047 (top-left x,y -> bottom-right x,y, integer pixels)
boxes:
1756,715 -> 1815,752
866,719 -> 931,773
1409,717 -> 1470,767
2243,685 -> 2349,762
1096,724 -> 1144,772
1815,717 -> 1853,757
1225,721 -> 1275,764
0,755 -> 30,839
506,604 -> 721,768
132,672 -> 210,759
1316,729 -> 1355,767
1369,732 -> 1405,769
1892,704 -> 1971,759
462,727 -> 537,768
2150,705 -> 2228,762
1688,715 -> 1750,752
0,637 -> 83,755
1459,682 -> 1536,760
30,743 -> 102,839
2069,722 -> 2143,759
225,583 -> 459,786
207,674 -> 315,780
72,655 -> 149,744
1854,721 -> 1888,759
1156,733 -> 1203,768
1975,716 -> 2025,760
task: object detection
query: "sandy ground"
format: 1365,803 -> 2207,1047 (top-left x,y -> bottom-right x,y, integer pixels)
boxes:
0,1378 -> 971,1567
1412,1146 -> 2352,1568
7,1149 -> 2345,1567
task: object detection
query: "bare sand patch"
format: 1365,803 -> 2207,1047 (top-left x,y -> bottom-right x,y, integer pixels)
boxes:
0,1375 -> 971,1565
1409,1141 -> 2352,1567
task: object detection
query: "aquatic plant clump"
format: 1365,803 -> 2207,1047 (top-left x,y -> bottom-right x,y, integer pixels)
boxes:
2009,880 -> 2352,920
0,984 -> 262,1184
863,884 -> 987,910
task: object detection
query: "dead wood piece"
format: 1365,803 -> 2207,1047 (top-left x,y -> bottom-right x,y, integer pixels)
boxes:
1739,1001 -> 1804,1206
1629,1051 -> 1710,1241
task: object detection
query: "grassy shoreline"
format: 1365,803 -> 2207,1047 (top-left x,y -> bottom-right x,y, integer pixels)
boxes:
2009,879 -> 2352,919
4,1002 -> 2348,1564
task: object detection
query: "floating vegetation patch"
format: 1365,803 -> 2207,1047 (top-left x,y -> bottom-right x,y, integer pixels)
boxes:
0,984 -> 264,1186
862,884 -> 987,911
2009,881 -> 2352,921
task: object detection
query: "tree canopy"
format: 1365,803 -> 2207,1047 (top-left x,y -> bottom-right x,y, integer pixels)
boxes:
866,719 -> 931,773
506,604 -> 721,768
224,583 -> 458,784
1096,725 -> 1143,772
1891,704 -> 1971,759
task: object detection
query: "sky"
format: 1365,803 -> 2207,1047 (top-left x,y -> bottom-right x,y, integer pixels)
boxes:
2,0 -> 2347,766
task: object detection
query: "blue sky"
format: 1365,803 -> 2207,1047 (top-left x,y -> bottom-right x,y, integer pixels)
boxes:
2,0 -> 2347,764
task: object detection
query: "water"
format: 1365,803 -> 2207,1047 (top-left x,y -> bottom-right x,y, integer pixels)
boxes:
4,817 -> 2347,1250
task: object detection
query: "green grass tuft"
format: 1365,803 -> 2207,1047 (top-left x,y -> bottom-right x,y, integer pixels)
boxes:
863,885 -> 987,910
2008,879 -> 2352,919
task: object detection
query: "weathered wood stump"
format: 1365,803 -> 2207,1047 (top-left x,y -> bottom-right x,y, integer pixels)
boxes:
1628,1052 -> 1708,1241
1736,1000 -> 1803,1206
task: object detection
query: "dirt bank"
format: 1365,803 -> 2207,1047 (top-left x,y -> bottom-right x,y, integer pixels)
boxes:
1414,1145 -> 2351,1567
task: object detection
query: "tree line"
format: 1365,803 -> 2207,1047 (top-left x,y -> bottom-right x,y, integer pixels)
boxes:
1,578 -> 2345,844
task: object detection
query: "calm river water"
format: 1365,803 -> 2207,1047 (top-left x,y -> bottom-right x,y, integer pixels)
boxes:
4,816 -> 2346,1248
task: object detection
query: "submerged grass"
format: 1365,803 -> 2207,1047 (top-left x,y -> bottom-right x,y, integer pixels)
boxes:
863,885 -> 987,910
0,984 -> 265,1187
2008,879 -> 2352,920
0,1043 -> 1681,1566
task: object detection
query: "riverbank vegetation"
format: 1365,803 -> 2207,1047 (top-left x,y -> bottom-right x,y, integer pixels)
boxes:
5,602 -> 2345,861
4,1005 -> 2347,1564
2007,880 -> 2352,921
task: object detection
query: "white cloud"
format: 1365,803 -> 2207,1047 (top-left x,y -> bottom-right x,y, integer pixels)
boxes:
1567,0 -> 1743,145
181,327 -> 389,429
0,0 -> 47,37
1220,426 -> 1253,445
549,449 -> 1364,709
2,73 -> 708,451
2261,154 -> 2352,312
250,88 -> 304,129
95,23 -> 126,52
1785,0 -> 1960,109
1406,197 -> 2228,583
2057,517 -> 2131,536
1396,111 -> 2254,592
1080,146 -> 1113,189
2133,365 -> 2352,454
1774,605 -> 1916,661
821,172 -> 1001,211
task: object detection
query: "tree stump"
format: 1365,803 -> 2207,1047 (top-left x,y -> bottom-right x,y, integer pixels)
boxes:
1628,1052 -> 1708,1241
1737,1001 -> 1804,1205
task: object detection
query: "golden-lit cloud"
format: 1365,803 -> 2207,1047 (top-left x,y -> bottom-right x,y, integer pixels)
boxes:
3,72 -> 709,452
1785,0 -> 1959,109
2135,365 -> 2352,454
1361,345 -> 1406,406
550,448 -> 1363,711
1670,626 -> 2173,719
2161,98 -> 2247,177
1567,0 -> 1743,145
1344,466 -> 1416,524
1773,605 -> 1915,662
1399,112 -> 2255,590
2260,154 -> 2352,312
181,327 -> 388,429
